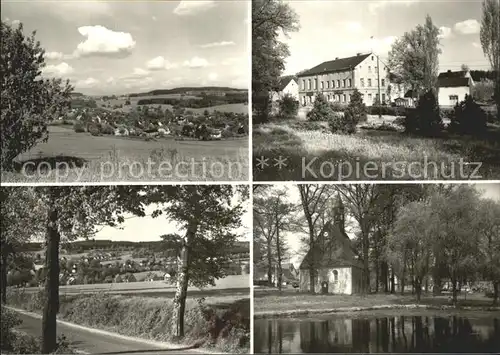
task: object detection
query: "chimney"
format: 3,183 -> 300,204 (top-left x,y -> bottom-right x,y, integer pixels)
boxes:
447,70 -> 452,73
356,53 -> 361,56
335,57 -> 339,60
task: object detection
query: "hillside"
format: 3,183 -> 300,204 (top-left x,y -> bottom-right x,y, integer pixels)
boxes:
129,86 -> 247,97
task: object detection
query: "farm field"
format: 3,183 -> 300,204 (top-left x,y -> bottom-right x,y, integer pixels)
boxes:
3,125 -> 249,182
189,103 -> 249,114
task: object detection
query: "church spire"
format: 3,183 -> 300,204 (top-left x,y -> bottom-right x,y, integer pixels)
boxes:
333,193 -> 345,232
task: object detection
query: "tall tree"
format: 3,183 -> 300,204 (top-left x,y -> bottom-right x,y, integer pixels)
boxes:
252,0 -> 299,123
1,21 -> 73,170
388,15 -> 441,97
145,186 -> 247,338
480,0 -> 500,118
297,185 -> 333,293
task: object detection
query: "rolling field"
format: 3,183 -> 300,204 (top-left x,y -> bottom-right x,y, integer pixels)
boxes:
3,126 -> 249,182
189,103 -> 249,114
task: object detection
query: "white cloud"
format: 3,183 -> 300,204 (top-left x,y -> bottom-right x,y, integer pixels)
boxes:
438,26 -> 452,39
345,36 -> 398,57
11,19 -> 20,26
146,56 -> 177,70
173,1 -> 216,16
152,16 -> 157,21
183,56 -> 209,68
132,68 -> 150,77
199,41 -> 235,48
472,42 -> 481,48
76,77 -> 99,88
345,22 -> 363,33
42,62 -> 74,76
208,72 -> 218,81
44,51 -> 64,60
74,25 -> 136,58
106,77 -> 115,84
369,0 -> 418,14
221,57 -> 241,66
454,19 -> 480,35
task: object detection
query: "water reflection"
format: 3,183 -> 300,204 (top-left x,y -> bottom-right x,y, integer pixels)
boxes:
254,313 -> 500,353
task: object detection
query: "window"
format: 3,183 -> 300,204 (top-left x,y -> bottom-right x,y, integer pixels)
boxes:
326,81 -> 330,89
382,93 -> 386,104
368,66 -> 372,73
368,79 -> 372,87
360,78 -> 365,87
343,79 -> 346,88
348,79 -> 352,87
332,80 -> 335,88
368,93 -> 372,102
333,270 -> 339,282
371,56 -> 374,61
335,94 -> 340,101
308,79 -> 311,90
449,95 -> 459,105
302,80 -> 306,90
349,94 -> 352,102
381,79 -> 385,87
337,80 -> 341,88
343,94 -> 346,102
321,81 -> 324,89
302,96 -> 306,106
314,79 -> 317,90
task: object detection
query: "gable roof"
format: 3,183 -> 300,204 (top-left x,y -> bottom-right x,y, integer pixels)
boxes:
298,53 -> 372,77
438,70 -> 468,79
277,75 -> 297,92
438,77 -> 471,88
299,221 -> 363,270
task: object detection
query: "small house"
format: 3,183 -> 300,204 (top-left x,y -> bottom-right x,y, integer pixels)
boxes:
271,76 -> 299,102
438,70 -> 474,107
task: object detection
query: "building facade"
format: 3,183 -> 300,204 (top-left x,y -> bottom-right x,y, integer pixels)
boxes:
297,53 -> 391,107
437,70 -> 474,107
299,195 -> 365,295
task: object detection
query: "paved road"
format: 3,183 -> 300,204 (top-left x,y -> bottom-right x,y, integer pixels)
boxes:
13,309 -> 203,355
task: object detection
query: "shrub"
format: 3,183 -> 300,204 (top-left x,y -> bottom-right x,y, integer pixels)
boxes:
101,123 -> 114,135
330,102 -> 346,112
307,94 -> 334,121
277,94 -> 299,118
403,90 -> 443,135
73,121 -> 85,133
1,306 -> 22,351
368,105 -> 407,116
87,122 -> 101,136
449,95 -> 488,135
329,89 -> 366,134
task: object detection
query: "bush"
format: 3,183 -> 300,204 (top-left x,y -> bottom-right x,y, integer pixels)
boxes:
307,94 -> 334,121
329,89 -> 366,134
87,122 -> 101,136
403,90 -> 443,135
448,95 -> 488,135
1,306 -> 22,351
73,121 -> 85,133
368,105 -> 407,116
101,123 -> 114,135
277,94 -> 299,118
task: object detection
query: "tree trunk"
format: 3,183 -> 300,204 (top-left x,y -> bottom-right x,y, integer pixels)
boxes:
451,277 -> 458,306
0,248 -> 8,304
493,281 -> 499,306
361,224 -> 370,293
267,237 -> 273,286
415,278 -> 422,303
390,268 -> 395,294
381,261 -> 389,293
172,224 -> 196,338
400,269 -> 406,296
276,227 -> 283,292
41,199 -> 60,354
375,260 -> 380,294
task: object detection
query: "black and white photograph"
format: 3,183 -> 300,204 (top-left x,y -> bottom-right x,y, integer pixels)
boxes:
1,185 -> 250,354
1,0 -> 249,183
253,0 -> 500,181
253,183 -> 500,353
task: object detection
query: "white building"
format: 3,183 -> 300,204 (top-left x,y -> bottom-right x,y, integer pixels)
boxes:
270,76 -> 299,102
437,70 -> 474,107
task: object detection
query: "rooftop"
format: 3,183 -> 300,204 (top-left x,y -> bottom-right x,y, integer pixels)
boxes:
297,53 -> 372,77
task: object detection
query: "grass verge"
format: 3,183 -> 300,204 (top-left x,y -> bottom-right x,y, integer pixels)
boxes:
7,289 -> 249,354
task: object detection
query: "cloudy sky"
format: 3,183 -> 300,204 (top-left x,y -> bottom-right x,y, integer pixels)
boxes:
2,0 -> 249,95
94,196 -> 251,243
281,0 -> 489,75
264,183 -> 500,267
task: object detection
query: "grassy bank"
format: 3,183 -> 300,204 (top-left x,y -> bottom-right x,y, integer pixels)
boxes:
7,289 -> 250,353
254,290 -> 500,318
253,120 -> 500,181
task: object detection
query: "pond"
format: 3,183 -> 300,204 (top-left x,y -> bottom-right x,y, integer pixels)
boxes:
254,310 -> 500,353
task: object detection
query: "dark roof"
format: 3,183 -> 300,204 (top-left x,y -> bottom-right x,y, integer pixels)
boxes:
438,77 -> 471,88
299,221 -> 363,270
438,70 -> 467,79
298,53 -> 372,77
277,75 -> 297,92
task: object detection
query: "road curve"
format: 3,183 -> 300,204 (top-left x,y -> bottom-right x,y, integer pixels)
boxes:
9,307 -> 212,355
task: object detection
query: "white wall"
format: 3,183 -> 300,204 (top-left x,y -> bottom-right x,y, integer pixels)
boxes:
438,86 -> 470,106
282,80 -> 299,100
317,266 -> 353,295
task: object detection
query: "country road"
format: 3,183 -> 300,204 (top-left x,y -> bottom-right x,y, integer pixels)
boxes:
11,308 -> 208,355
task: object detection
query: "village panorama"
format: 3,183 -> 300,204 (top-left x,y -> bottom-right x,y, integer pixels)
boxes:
1,0 -> 250,182
1,185 -> 251,354
253,0 -> 500,181
253,183 -> 500,354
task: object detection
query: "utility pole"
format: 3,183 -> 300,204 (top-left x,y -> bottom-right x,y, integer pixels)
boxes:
377,54 -> 382,117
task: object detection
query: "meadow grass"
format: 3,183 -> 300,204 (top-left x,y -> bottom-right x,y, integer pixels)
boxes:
7,289 -> 250,354
2,126 -> 249,182
253,120 -> 500,181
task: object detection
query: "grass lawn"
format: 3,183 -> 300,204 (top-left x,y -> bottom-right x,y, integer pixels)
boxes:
253,118 -> 500,181
2,126 -> 248,182
254,288 -> 498,316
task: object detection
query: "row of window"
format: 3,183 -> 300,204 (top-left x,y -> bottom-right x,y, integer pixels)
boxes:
301,78 -> 386,91
301,93 -> 386,105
